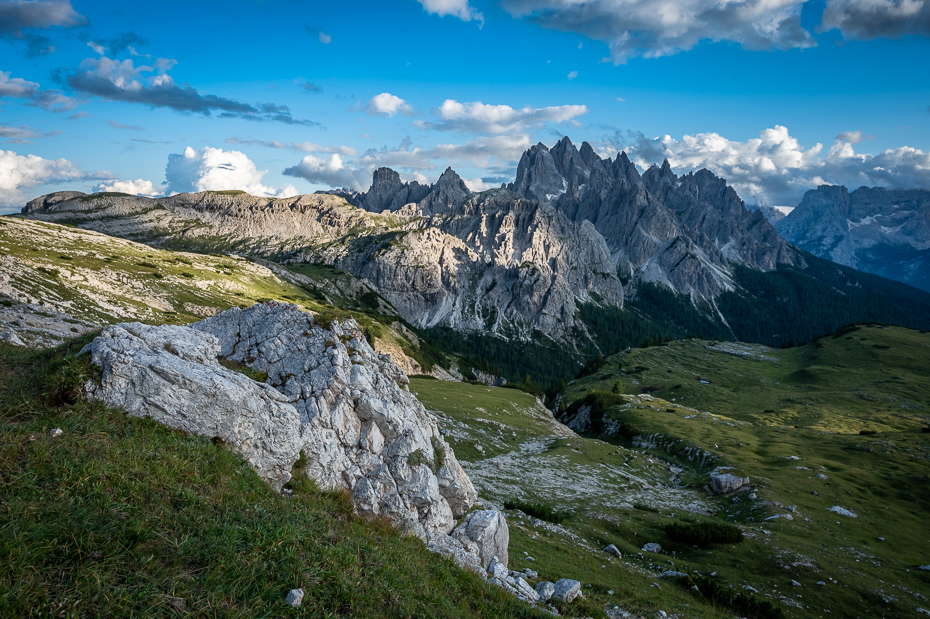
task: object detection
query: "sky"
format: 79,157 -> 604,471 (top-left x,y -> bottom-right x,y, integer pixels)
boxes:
1,0 -> 929,213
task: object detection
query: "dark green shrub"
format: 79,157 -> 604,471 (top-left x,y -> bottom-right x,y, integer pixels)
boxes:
503,499 -> 569,524
665,519 -> 743,547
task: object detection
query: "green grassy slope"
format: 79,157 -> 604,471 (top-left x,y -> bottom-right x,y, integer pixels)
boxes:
0,339 -> 552,619
412,378 -> 748,619
0,216 -> 322,326
556,325 -> 930,618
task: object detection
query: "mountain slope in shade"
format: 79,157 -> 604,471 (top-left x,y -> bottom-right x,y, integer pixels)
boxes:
776,185 -> 930,292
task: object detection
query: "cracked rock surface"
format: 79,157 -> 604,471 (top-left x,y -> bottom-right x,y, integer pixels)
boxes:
84,302 -> 477,539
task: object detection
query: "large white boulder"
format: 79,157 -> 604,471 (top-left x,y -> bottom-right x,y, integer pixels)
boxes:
84,303 -> 478,538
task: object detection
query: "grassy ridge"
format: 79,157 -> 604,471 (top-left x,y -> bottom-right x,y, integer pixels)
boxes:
0,340 -> 551,618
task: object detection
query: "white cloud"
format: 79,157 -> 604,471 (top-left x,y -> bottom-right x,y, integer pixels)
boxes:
0,70 -> 77,111
567,70 -> 578,79
416,0 -> 484,25
365,92 -> 413,117
462,177 -> 496,192
501,0 -> 815,62
618,125 -> 930,206
165,147 -> 298,198
283,153 -> 356,189
0,149 -> 87,207
92,178 -> 160,197
822,0 -> 930,40
318,31 -> 332,44
87,40 -> 106,55
417,99 -> 588,134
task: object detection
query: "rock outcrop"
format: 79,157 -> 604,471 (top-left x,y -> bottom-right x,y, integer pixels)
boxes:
83,303 -> 478,539
777,185 -> 930,292
709,466 -> 750,494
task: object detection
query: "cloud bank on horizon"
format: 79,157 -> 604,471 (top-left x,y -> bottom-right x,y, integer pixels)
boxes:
0,0 -> 928,210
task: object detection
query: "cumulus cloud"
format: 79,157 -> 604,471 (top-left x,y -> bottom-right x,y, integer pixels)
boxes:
0,149 -> 106,208
366,92 -> 413,117
165,146 -> 298,198
416,0 -> 484,25
0,70 -> 77,111
66,57 -> 315,124
92,178 -> 160,196
501,0 -> 815,62
224,137 -> 357,156
417,99 -> 588,134
284,134 -> 532,191
615,125 -> 930,206
567,70 -> 578,79
0,0 -> 85,37
822,0 -> 930,39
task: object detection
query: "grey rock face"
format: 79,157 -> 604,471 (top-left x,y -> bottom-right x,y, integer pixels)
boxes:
777,185 -> 930,292
709,467 -> 750,494
534,581 -> 555,602
604,543 -> 622,558
83,321 -> 303,491
450,509 -> 509,568
84,303 -> 477,537
552,578 -> 582,603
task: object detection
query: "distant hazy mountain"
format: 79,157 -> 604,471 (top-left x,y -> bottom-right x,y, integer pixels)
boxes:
776,185 -> 930,292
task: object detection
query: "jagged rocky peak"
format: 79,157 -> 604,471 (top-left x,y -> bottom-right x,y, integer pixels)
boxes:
348,166 -> 472,216
511,137 -> 611,203
642,159 -> 677,195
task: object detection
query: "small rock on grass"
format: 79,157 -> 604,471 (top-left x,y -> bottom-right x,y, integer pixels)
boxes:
604,543 -> 622,558
642,542 -> 661,553
285,588 -> 304,607
553,579 -> 581,603
49,428 -> 63,438
535,581 -> 555,602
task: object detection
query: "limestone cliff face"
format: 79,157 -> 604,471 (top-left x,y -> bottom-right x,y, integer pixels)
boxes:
777,185 -> 930,292
315,189 -> 623,341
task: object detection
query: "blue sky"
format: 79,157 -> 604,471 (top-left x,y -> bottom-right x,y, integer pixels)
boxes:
1,0 -> 929,212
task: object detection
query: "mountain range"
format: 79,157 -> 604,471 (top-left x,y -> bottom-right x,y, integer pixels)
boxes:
20,137 -> 930,381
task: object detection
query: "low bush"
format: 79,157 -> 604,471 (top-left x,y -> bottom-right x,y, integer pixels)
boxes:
503,499 -> 569,524
665,519 -> 743,547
